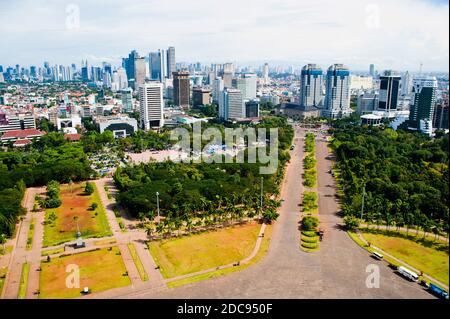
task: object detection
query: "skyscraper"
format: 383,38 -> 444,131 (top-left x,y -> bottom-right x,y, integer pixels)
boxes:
125,50 -> 139,87
323,64 -> 352,119
232,73 -> 257,100
167,47 -> 176,79
134,57 -> 147,90
300,64 -> 323,108
408,76 -> 438,134
369,64 -> 375,77
378,70 -> 401,113
401,71 -> 412,96
213,77 -> 224,103
263,63 -> 269,85
139,82 -> 164,129
219,88 -> 245,120
172,70 -> 191,108
121,88 -> 133,113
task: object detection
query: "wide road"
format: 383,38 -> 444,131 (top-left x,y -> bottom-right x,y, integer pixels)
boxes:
120,126 -> 433,299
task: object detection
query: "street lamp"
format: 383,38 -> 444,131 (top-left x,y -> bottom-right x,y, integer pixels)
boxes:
156,191 -> 160,224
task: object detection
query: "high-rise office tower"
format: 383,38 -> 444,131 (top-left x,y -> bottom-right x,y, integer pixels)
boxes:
222,72 -> 233,88
134,57 -> 146,90
323,64 -> 352,119
245,99 -> 260,118
232,73 -> 257,100
408,76 -> 438,134
149,52 -> 160,80
125,50 -> 139,87
173,70 -> 191,108
139,82 -> 164,129
300,64 -> 323,108
219,88 -> 245,120
369,64 -> 375,77
213,77 -> 224,103
401,71 -> 412,96
121,88 -> 133,113
149,50 -> 167,82
432,101 -> 449,130
378,70 -> 401,113
192,87 -> 211,107
263,63 -> 269,85
167,47 -> 176,78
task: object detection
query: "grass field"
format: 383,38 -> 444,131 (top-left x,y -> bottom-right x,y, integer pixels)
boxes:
43,182 -> 111,247
127,243 -> 148,281
41,246 -> 65,256
360,229 -> 449,285
149,222 -> 261,279
168,225 -> 273,288
0,267 -> 7,296
39,246 -> 130,299
18,262 -> 30,299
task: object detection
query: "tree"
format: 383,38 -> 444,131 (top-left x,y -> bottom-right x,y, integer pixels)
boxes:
344,215 -> 360,231
90,202 -> 98,211
84,182 -> 94,195
262,209 -> 279,224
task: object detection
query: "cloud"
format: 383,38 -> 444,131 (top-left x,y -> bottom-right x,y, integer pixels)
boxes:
0,0 -> 448,71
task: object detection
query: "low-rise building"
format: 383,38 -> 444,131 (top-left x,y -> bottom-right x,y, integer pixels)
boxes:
95,115 -> 138,138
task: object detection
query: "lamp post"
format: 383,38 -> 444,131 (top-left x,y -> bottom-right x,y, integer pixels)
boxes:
260,177 -> 263,221
360,183 -> 366,221
156,191 -> 160,224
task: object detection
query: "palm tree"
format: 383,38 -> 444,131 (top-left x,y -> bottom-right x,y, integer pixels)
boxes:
156,222 -> 164,239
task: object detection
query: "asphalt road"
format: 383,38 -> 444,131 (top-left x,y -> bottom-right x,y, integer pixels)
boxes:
120,127 -> 434,299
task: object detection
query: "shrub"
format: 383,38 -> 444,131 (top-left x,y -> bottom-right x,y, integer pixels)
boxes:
302,216 -> 319,231
90,202 -> 98,211
301,241 -> 318,249
84,182 -> 94,195
302,191 -> 318,212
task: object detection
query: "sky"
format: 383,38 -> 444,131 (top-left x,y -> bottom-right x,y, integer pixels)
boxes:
0,0 -> 448,72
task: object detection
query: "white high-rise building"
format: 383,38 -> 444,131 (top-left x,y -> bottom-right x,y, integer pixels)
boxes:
323,64 -> 352,119
300,64 -> 323,108
139,82 -> 164,129
213,77 -> 224,103
233,74 -> 257,100
263,63 -> 269,85
401,71 -> 412,96
167,47 -> 176,79
219,88 -> 245,120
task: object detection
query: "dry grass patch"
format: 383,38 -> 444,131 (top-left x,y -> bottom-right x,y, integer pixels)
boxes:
43,182 -> 111,247
39,246 -> 130,299
149,222 -> 261,278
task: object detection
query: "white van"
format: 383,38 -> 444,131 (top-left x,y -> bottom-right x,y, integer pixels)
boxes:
372,251 -> 383,260
397,266 -> 419,282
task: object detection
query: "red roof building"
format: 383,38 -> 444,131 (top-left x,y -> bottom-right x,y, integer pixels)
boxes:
0,128 -> 46,144
12,139 -> 32,147
64,133 -> 81,141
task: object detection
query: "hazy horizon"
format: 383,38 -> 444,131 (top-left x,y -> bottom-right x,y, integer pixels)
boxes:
0,0 -> 448,72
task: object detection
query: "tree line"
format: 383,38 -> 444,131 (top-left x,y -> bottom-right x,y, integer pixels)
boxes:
330,121 -> 449,237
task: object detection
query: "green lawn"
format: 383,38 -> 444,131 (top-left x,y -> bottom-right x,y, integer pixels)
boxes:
18,263 -> 30,299
41,246 -> 65,256
360,229 -> 449,285
127,243 -> 148,281
39,247 -> 130,299
149,223 -> 261,279
43,182 -> 111,247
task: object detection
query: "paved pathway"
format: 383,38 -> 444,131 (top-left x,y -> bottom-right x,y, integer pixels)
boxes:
1,187 -> 39,298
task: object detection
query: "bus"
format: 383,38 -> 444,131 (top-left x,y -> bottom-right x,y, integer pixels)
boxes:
428,283 -> 449,299
397,266 -> 419,282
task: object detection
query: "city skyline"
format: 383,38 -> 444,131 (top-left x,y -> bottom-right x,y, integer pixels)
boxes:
0,0 -> 448,72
